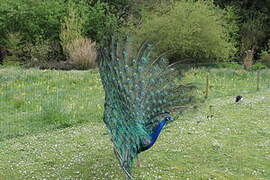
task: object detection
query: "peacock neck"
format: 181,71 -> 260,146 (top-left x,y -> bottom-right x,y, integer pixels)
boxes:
142,120 -> 167,151
151,120 -> 167,142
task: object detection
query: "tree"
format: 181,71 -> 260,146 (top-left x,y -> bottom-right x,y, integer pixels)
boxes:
213,0 -> 270,60
133,1 -> 237,63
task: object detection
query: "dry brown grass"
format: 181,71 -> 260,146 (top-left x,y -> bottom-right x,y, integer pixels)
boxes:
65,37 -> 97,69
243,50 -> 254,70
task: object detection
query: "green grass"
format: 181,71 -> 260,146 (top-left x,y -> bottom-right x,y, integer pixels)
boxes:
0,67 -> 104,140
0,66 -> 270,179
184,68 -> 270,98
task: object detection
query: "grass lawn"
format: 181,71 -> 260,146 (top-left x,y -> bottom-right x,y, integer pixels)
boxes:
0,67 -> 104,140
0,67 -> 269,179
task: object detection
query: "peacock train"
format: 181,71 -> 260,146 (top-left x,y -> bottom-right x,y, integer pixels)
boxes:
97,36 -> 195,179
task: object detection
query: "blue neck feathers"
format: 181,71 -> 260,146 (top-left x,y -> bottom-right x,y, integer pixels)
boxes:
144,119 -> 167,151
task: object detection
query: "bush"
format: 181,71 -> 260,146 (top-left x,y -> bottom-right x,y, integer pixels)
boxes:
0,0 -> 118,67
0,0 -> 66,44
60,2 -> 84,51
60,0 -> 119,42
240,12 -> 268,56
24,40 -> 53,68
60,3 -> 97,70
214,62 -> 243,70
133,0 -> 237,63
260,51 -> 270,67
4,33 -> 25,61
83,1 -> 118,42
2,32 -> 32,65
2,56 -> 22,67
0,0 -> 67,66
250,62 -> 268,71
3,32 -> 63,68
259,41 -> 270,67
66,38 -> 97,69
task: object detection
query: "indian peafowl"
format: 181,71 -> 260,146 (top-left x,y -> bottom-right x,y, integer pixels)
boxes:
97,37 -> 194,179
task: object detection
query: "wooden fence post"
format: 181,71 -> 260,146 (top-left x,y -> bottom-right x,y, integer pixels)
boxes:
205,75 -> 209,99
257,71 -> 260,91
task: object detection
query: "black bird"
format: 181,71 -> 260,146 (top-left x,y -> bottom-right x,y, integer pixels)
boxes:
235,95 -> 243,102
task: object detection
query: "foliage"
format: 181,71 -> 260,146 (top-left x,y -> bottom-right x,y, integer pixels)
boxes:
0,0 -> 120,44
4,33 -> 25,61
240,12 -> 268,54
213,62 -> 243,70
4,34 -> 65,69
261,53 -> 270,67
260,41 -> 270,67
0,0 -> 268,66
83,2 -> 118,42
59,0 -> 118,42
0,0 -> 118,66
60,3 -> 97,69
250,62 -> 268,71
24,40 -> 53,67
213,0 -> 270,59
0,0 -> 66,44
2,57 -> 22,67
133,0 -> 237,63
60,3 -> 85,52
0,0 -> 67,66
5,33 -> 23,54
66,37 -> 97,69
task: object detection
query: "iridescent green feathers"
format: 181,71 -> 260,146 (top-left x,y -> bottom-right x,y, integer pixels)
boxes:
97,37 -> 194,178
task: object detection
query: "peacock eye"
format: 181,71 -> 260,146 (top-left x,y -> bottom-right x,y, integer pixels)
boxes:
165,117 -> 171,121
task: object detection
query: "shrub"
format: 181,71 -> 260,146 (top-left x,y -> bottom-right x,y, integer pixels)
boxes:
60,3 -> 84,53
60,3 -> 97,70
133,0 -> 237,63
0,0 -> 67,65
0,0 -> 66,44
66,38 -> 97,69
60,0 -> 119,43
243,50 -> 254,70
5,33 -> 23,54
240,12 -> 268,56
260,51 -> 270,67
250,62 -> 268,71
4,33 -> 24,61
24,40 -> 52,67
83,1 -> 118,42
215,62 -> 243,70
3,32 -> 63,68
2,32 -> 30,65
259,41 -> 270,67
0,0 -> 117,66
2,57 -> 22,67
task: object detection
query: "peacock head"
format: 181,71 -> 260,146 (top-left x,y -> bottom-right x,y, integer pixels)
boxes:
164,116 -> 171,122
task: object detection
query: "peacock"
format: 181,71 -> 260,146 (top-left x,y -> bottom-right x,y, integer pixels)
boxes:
97,36 -> 194,179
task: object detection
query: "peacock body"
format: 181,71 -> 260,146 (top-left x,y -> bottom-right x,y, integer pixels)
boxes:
97,37 -> 194,178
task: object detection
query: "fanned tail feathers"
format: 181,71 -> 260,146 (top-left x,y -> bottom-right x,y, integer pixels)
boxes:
97,37 -> 195,178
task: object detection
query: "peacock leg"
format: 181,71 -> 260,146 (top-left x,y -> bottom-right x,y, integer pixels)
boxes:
136,156 -> 143,168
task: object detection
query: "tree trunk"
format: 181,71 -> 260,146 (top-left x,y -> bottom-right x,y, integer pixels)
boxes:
243,49 -> 254,70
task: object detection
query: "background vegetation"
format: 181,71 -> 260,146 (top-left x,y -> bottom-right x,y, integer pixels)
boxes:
0,0 -> 117,68
0,0 -> 269,69
132,1 -> 237,63
1,0 -> 270,178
